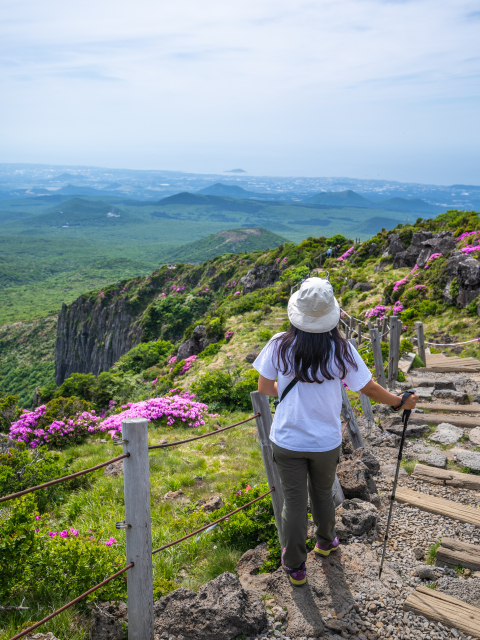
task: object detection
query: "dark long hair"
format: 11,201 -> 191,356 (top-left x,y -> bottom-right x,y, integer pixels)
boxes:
273,324 -> 358,383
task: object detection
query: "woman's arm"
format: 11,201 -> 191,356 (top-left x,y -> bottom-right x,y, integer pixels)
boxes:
258,375 -> 278,397
360,379 -> 418,411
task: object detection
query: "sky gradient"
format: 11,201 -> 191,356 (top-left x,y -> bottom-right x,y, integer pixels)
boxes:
1,0 -> 479,184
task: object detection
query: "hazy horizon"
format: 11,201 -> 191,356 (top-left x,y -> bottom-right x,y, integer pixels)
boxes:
1,0 -> 479,184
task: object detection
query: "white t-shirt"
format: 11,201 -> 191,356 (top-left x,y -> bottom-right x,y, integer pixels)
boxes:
252,333 -> 372,453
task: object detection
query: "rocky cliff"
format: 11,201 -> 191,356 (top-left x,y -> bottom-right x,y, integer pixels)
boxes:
55,296 -> 144,385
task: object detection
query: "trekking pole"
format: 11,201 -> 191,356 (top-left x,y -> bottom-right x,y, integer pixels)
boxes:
378,390 -> 415,579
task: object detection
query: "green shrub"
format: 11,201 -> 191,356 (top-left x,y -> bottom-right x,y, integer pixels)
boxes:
116,340 -> 174,374
397,370 -> 406,382
411,354 -> 425,368
258,329 -> 273,342
191,370 -> 234,406
0,394 -> 20,433
153,576 -> 179,599
417,300 -> 438,317
41,396 -> 93,428
197,341 -> 224,359
280,320 -> 290,332
53,373 -> 98,403
0,495 -> 125,607
206,315 -> 226,340
400,308 -> 418,322
467,296 -> 480,316
230,370 -> 260,410
449,277 -> 459,301
0,445 -> 86,512
400,338 -> 414,357
280,265 -> 310,283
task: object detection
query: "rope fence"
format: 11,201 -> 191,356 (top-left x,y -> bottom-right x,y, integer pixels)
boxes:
0,453 -> 130,505
147,414 -> 260,450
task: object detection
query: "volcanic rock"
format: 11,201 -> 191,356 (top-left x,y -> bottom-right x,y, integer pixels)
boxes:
236,543 -> 269,576
153,572 -> 267,640
432,389 -> 470,404
337,498 -> 378,537
240,265 -> 281,294
177,325 -> 210,360
429,423 -> 464,445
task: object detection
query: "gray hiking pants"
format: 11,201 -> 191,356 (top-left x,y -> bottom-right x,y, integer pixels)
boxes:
271,441 -> 341,569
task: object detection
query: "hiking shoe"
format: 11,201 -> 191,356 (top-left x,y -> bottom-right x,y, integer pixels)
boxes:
281,548 -> 306,586
314,536 -> 340,557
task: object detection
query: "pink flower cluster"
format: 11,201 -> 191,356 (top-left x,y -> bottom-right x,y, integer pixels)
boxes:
234,291 -> 241,296
48,528 -> 79,538
337,246 -> 355,262
424,252 -> 442,269
393,275 -> 409,292
455,230 -> 480,244
10,406 -> 101,448
97,391 -> 209,438
225,330 -> 234,341
180,355 -> 197,375
168,356 -> 177,365
392,301 -> 404,315
365,304 -> 390,319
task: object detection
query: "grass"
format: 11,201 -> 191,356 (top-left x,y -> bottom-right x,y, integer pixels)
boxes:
426,540 -> 441,565
401,458 -> 418,474
0,409 -> 268,638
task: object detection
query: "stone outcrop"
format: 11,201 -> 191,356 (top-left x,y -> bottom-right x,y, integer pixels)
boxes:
336,448 -> 378,501
444,253 -> 480,307
176,325 -> 209,361
153,572 -> 267,640
236,543 -> 269,576
336,498 -> 378,537
55,296 -> 143,385
240,265 -> 281,294
390,231 -> 455,269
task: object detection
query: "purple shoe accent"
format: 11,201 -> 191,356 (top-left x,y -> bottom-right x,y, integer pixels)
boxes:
281,548 -> 306,585
314,536 -> 340,556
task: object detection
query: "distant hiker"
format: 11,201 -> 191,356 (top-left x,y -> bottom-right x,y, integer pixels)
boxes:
326,247 -> 332,258
253,278 -> 418,586
333,244 -> 339,257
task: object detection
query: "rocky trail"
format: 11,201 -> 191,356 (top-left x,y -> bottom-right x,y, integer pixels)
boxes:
88,365 -> 480,640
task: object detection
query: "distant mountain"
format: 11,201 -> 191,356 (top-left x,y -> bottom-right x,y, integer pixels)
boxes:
56,184 -> 108,196
53,173 -> 87,181
162,228 -> 287,263
25,198 -> 138,227
198,183 -> 259,198
103,182 -> 124,189
224,168 -> 247,173
156,192 -> 263,214
379,197 -> 442,215
354,216 -> 404,236
307,190 -> 373,207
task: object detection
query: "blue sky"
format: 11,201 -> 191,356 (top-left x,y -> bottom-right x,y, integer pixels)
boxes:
1,0 -> 479,184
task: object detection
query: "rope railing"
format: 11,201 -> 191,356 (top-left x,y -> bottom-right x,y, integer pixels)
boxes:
0,453 -> 130,504
423,338 -> 480,347
148,414 -> 260,450
9,563 -> 134,640
152,487 -> 274,555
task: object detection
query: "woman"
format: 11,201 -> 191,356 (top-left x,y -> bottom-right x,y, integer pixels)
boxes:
253,277 -> 418,586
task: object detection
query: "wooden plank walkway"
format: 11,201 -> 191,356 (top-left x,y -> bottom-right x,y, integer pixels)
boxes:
412,463 -> 480,490
436,537 -> 480,571
420,352 -> 480,373
417,403 -> 480,414
404,586 -> 480,638
414,413 -> 479,428
394,487 -> 480,527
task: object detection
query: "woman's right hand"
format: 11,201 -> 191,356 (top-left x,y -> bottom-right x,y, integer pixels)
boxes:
402,392 -> 418,411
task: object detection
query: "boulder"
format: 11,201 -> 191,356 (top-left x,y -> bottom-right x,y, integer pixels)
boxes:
199,495 -> 223,513
384,422 -> 430,438
474,394 -> 480,404
444,254 -> 480,307
415,565 -> 437,581
418,452 -> 447,469
429,423 -> 464,445
153,572 -> 267,640
177,325 -> 210,360
351,447 -> 380,475
25,635 -> 62,640
164,489 -> 184,500
353,282 -> 373,292
416,232 -> 455,268
468,427 -> 480,445
432,390 -> 470,404
336,458 -> 371,500
236,543 -> 269,576
452,449 -> 480,472
245,350 -> 261,364
337,498 -> 378,537
416,379 -> 437,387
388,233 -> 406,257
240,265 -> 281,294
413,546 -> 425,560
378,433 -> 401,448
434,381 -> 456,391
92,601 -> 128,640
380,464 -> 408,479
104,460 -> 123,477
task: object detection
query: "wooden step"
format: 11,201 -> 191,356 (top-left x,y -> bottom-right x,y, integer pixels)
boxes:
417,403 -> 480,414
414,413 -> 479,429
436,537 -> 480,571
412,463 -> 480,490
394,487 -> 480,527
404,585 -> 480,637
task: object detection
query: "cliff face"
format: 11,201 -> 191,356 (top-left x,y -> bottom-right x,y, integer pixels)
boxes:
55,296 -> 143,385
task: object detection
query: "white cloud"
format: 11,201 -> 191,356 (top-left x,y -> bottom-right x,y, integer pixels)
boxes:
0,0 -> 479,183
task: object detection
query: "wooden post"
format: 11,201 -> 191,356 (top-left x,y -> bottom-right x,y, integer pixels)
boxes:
121,418 -> 154,640
348,339 -> 375,433
388,316 -> 401,389
357,319 -> 362,345
416,321 -> 426,367
370,326 -> 387,389
340,371 -> 365,449
381,317 -> 388,339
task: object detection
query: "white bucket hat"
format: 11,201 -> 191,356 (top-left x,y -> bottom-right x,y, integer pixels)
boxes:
287,277 -> 340,333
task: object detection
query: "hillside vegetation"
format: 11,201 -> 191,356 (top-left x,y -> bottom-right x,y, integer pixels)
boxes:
1,208 -> 479,639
